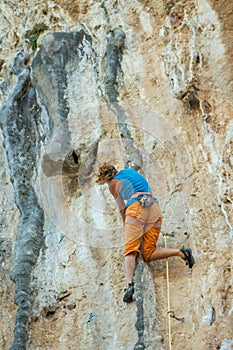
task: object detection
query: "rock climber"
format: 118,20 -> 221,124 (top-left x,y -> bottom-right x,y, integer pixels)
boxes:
96,163 -> 195,303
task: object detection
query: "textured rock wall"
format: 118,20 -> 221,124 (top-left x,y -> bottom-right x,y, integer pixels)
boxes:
0,1 -> 232,349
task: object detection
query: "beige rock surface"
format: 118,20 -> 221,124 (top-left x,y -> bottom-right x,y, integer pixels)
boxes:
0,129 -> 18,349
0,0 -> 232,349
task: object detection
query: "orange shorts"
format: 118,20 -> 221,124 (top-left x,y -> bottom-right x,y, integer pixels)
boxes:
124,201 -> 162,261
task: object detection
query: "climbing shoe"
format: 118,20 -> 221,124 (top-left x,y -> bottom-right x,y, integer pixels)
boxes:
180,247 -> 195,269
123,283 -> 135,303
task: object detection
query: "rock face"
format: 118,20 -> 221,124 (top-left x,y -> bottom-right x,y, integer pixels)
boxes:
0,1 -> 232,349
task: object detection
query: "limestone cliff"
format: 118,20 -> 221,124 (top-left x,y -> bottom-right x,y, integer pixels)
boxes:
0,1 -> 232,349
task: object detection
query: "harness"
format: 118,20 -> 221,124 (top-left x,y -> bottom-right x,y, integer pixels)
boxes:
126,192 -> 161,228
131,192 -> 158,207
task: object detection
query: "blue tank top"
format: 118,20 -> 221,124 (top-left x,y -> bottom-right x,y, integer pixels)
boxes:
113,168 -> 152,208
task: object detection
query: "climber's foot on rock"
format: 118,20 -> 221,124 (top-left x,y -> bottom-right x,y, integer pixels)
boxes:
180,247 -> 195,269
123,283 -> 135,303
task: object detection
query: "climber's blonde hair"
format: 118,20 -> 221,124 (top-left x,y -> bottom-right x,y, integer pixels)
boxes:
96,163 -> 118,184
